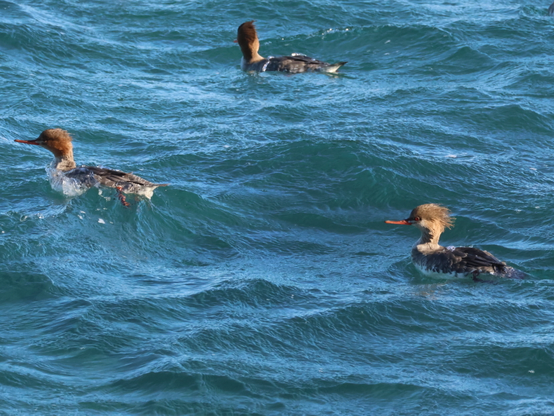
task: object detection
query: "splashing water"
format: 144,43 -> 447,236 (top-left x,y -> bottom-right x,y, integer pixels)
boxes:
46,167 -> 89,197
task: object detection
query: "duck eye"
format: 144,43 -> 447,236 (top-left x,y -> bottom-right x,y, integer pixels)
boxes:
414,217 -> 421,221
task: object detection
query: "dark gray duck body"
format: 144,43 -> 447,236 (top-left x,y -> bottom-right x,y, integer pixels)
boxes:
65,166 -> 166,194
243,54 -> 346,73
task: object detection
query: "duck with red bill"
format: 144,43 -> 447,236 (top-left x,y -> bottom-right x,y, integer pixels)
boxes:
15,128 -> 167,203
384,204 -> 524,280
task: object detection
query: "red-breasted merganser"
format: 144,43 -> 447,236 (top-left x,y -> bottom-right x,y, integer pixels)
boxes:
15,129 -> 167,204
385,204 -> 523,280
236,21 -> 347,73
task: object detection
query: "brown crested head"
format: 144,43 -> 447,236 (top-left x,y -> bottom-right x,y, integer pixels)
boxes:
237,21 -> 257,46
237,21 -> 259,60
37,128 -> 73,157
15,128 -> 74,158
409,204 -> 454,230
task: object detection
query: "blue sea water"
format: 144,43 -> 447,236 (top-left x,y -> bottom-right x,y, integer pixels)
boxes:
1,0 -> 554,414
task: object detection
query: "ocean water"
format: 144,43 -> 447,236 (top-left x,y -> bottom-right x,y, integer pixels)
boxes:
1,0 -> 554,414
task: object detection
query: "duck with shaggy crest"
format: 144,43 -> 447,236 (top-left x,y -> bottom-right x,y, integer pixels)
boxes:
385,204 -> 524,280
15,129 -> 167,204
236,21 -> 347,73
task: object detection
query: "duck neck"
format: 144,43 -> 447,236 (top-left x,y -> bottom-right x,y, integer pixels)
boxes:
52,151 -> 76,171
241,43 -> 264,63
416,225 -> 443,248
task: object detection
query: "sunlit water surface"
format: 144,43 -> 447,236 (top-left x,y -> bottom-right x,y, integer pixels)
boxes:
1,0 -> 554,414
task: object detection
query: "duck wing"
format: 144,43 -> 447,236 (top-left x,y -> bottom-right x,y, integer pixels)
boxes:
441,246 -> 507,275
452,246 -> 505,268
65,166 -> 166,192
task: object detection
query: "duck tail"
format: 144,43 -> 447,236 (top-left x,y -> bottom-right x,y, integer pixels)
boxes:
323,61 -> 347,73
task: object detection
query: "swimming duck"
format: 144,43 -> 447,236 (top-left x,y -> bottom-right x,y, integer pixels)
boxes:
236,21 -> 346,73
15,128 -> 167,204
385,204 -> 523,280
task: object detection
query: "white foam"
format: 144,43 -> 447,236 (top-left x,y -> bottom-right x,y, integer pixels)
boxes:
133,187 -> 155,199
